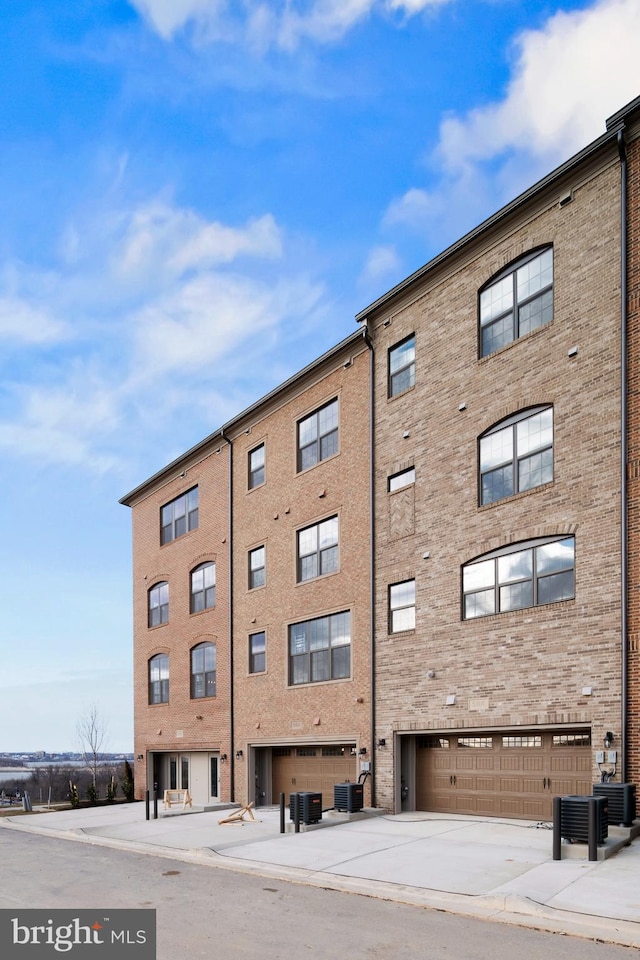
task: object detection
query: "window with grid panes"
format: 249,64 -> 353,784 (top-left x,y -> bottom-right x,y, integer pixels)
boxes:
289,611 -> 350,685
160,487 -> 199,544
297,516 -> 338,582
297,398 -> 338,471
463,536 -> 574,619
480,407 -> 553,505
479,248 -> 553,357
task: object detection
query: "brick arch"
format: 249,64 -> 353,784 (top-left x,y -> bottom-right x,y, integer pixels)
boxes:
147,645 -> 170,658
147,572 -> 170,587
480,242 -> 554,291
475,524 -> 578,558
477,400 -> 553,437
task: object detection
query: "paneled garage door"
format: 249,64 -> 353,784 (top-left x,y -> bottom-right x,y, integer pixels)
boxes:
272,745 -> 357,807
415,730 -> 592,820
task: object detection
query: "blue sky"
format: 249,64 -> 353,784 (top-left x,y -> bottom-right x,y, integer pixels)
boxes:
1,0 -> 639,753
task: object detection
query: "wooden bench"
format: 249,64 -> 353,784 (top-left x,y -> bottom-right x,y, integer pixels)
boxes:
163,789 -> 192,810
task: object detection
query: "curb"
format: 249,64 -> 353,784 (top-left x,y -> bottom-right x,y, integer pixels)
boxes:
2,817 -> 639,948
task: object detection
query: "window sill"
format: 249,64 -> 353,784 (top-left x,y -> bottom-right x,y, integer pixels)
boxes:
388,629 -> 416,638
295,450 -> 341,476
478,319 -> 553,363
478,479 -> 554,510
296,569 -> 340,587
387,384 -> 415,403
462,597 -> 575,623
288,675 -> 352,689
189,606 -> 215,617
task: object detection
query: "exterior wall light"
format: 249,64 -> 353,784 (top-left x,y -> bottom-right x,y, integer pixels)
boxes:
235,750 -> 243,760
604,732 -> 614,749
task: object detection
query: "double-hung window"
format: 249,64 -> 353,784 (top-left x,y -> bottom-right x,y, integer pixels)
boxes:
148,582 -> 169,627
289,611 -> 350,685
297,399 -> 338,471
190,642 -> 216,698
479,248 -> 553,357
480,407 -> 553,505
389,580 -> 416,632
249,632 -> 266,674
161,487 -> 199,544
190,562 -> 216,613
388,335 -> 415,397
297,516 -> 338,582
249,444 -> 265,489
149,654 -> 169,704
249,546 -> 265,589
462,536 -> 575,619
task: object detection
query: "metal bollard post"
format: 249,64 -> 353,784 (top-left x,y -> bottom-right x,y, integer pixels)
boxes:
145,790 -> 150,821
293,793 -> 300,833
552,796 -> 562,860
588,797 -> 597,862
279,793 -> 285,834
153,782 -> 158,820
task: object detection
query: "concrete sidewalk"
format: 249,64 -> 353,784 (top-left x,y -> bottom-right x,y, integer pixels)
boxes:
2,803 -> 639,947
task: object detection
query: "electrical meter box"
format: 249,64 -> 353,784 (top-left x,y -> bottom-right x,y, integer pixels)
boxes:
607,750 -> 617,763
595,750 -> 605,763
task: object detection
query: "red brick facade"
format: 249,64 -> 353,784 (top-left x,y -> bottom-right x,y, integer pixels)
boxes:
122,96 -> 640,816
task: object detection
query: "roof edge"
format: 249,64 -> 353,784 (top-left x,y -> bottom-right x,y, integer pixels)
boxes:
119,327 -> 365,507
355,124 -> 620,323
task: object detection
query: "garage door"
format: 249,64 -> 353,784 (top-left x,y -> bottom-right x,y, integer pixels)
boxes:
272,745 -> 357,807
415,730 -> 592,820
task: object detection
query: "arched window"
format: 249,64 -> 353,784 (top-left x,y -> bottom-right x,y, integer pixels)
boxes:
462,536 -> 575,620
479,406 -> 553,505
148,653 -> 169,704
479,248 -> 553,357
190,562 -> 216,613
191,642 -> 216,698
148,581 -> 169,627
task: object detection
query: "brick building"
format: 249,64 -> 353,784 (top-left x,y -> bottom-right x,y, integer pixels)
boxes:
359,95 -> 640,818
121,95 -> 640,819
121,332 -> 373,806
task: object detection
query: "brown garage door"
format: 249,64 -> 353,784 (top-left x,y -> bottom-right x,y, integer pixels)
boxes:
415,730 -> 592,820
272,745 -> 357,807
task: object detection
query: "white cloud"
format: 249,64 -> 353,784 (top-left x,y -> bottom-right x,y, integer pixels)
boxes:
131,271 -> 323,379
437,0 -> 640,173
128,0 -> 451,47
115,201 -> 282,282
382,0 -> 640,248
0,296 -> 67,344
130,0 -> 226,39
0,198 -> 326,474
360,243 -> 401,285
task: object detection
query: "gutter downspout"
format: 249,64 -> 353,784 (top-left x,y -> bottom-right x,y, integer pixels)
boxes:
221,428 -> 234,799
617,128 -> 629,783
362,323 -> 376,806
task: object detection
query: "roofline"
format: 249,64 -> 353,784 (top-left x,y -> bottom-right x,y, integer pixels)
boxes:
119,327 -> 366,506
355,119 -> 629,324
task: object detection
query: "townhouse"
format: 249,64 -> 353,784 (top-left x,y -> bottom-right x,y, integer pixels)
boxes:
121,332 -> 373,807
121,94 -> 640,819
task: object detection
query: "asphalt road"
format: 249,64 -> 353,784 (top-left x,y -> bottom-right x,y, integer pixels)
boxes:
0,830 -> 633,960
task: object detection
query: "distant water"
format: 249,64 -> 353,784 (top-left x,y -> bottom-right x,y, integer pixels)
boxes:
0,760 -> 119,783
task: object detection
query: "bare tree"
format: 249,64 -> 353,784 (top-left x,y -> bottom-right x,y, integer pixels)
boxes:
76,704 -> 108,792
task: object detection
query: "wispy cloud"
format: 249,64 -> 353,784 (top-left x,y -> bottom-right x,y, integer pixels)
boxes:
0,197 -> 325,474
128,0 -> 452,48
382,0 -> 640,247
